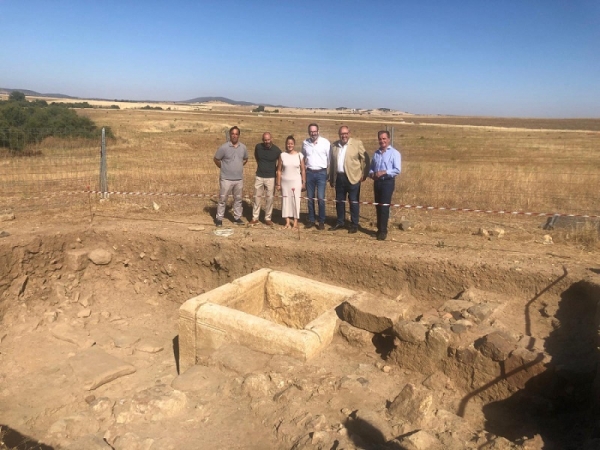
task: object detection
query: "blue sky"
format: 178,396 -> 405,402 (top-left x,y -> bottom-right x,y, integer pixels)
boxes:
1,0 -> 598,117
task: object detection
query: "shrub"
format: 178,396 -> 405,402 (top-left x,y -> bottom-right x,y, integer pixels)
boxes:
50,101 -> 93,108
0,98 -> 113,152
8,91 -> 26,102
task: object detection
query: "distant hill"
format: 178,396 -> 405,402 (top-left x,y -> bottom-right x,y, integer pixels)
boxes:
185,96 -> 255,105
0,89 -> 283,107
0,88 -> 77,99
185,96 -> 283,107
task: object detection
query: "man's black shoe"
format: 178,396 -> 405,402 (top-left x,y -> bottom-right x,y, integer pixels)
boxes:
214,219 -> 223,227
317,222 -> 325,230
233,218 -> 245,226
329,223 -> 345,231
348,226 -> 358,234
377,232 -> 387,241
305,222 -> 315,229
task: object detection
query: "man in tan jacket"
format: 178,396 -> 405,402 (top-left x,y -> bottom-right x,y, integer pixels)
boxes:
329,126 -> 370,233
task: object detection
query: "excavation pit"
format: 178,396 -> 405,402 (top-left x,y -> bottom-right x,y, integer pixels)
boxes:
2,227 -> 600,449
178,268 -> 357,372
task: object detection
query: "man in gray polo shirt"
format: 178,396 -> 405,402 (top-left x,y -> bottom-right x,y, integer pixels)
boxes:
213,126 -> 248,226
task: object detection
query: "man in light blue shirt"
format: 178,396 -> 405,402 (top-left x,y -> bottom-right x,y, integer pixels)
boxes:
368,130 -> 401,240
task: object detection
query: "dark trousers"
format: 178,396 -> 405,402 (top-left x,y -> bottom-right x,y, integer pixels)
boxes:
335,173 -> 361,226
374,178 -> 395,233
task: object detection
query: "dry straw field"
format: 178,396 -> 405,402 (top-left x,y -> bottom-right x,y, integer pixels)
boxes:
3,99 -> 600,450
1,103 -> 599,246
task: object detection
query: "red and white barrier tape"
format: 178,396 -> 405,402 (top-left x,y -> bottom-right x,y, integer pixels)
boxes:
11,189 -> 600,219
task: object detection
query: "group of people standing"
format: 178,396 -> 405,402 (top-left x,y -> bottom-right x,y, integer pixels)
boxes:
213,123 -> 401,240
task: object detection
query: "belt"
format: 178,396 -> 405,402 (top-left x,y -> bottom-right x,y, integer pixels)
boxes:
307,168 -> 326,172
375,175 -> 395,181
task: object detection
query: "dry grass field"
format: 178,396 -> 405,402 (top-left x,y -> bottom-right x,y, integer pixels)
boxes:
2,100 -> 600,450
1,102 -> 599,247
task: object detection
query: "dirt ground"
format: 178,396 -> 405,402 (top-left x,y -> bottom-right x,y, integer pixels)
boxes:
1,205 -> 599,450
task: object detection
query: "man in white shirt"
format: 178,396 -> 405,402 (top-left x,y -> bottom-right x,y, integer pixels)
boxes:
302,123 -> 330,230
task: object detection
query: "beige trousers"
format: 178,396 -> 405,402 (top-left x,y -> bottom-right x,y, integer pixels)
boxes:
252,176 -> 275,221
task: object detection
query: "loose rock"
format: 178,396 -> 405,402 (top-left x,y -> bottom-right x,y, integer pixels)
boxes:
68,347 -> 136,390
77,308 -> 92,318
388,383 -> 433,426
88,249 -> 112,265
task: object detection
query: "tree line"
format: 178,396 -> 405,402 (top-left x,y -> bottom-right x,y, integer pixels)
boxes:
0,91 -> 113,152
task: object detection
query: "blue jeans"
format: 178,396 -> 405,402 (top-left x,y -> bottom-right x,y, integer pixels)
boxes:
374,177 -> 395,233
306,169 -> 327,224
335,173 -> 361,226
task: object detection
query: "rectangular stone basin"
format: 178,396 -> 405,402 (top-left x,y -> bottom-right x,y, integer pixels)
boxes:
179,268 -> 357,372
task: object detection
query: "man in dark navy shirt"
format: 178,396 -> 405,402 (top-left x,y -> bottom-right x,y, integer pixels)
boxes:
250,132 -> 281,226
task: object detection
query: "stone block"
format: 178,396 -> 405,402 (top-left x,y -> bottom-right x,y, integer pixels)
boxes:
393,321 -> 427,343
179,269 -> 349,372
454,345 -> 478,365
66,249 -> 89,271
504,348 -> 546,391
338,322 -> 374,348
339,292 -> 411,333
475,331 -> 517,362
467,303 -> 501,323
426,326 -> 452,358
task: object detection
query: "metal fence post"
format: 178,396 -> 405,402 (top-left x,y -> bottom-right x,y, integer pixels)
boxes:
99,128 -> 108,199
385,125 -> 394,147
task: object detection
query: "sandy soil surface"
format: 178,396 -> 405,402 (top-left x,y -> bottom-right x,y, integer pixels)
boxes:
1,207 -> 599,449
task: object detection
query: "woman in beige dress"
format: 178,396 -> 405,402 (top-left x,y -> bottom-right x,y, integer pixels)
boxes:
276,136 -> 306,229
